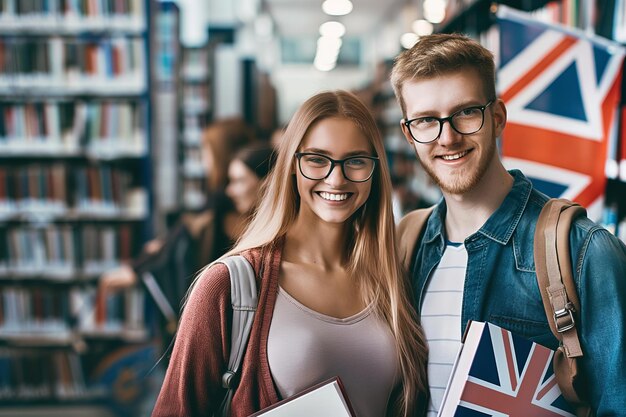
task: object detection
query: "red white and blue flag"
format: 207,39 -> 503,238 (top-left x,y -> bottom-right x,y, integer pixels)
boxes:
497,6 -> 625,219
450,322 -> 575,417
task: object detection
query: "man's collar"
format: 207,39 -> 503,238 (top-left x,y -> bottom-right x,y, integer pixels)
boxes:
477,170 -> 531,245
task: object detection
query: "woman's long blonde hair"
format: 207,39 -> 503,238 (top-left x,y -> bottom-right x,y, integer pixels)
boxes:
214,90 -> 427,415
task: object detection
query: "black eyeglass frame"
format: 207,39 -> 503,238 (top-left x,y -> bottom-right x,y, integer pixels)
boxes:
294,152 -> 379,183
403,100 -> 495,144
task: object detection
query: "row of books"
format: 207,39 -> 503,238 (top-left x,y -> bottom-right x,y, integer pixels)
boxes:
0,36 -> 145,92
0,0 -> 145,34
182,178 -> 206,209
182,115 -> 202,145
0,0 -> 144,15
182,83 -> 210,115
0,349 -> 102,401
0,286 -> 146,341
0,164 -> 67,215
77,285 -> 145,336
0,286 -> 70,338
0,0 -> 144,17
0,100 -> 146,156
179,45 -> 211,210
182,146 -> 204,178
181,47 -> 210,81
0,14 -> 144,34
530,0 -> 591,29
0,224 -> 135,278
0,165 -> 148,219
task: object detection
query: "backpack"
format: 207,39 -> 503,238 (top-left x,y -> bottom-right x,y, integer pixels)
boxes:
396,198 -> 591,416
215,255 -> 258,417
142,255 -> 258,417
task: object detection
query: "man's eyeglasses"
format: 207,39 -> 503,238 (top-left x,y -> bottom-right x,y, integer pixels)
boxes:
403,100 -> 494,144
294,152 -> 378,183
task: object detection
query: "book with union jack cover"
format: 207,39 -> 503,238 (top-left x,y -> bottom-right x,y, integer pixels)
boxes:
438,321 -> 576,417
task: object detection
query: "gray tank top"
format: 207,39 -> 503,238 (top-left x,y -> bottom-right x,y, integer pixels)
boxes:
267,286 -> 399,417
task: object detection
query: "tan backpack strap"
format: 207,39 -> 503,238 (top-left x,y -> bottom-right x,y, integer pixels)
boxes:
534,198 -> 590,414
534,198 -> 586,356
397,206 -> 435,271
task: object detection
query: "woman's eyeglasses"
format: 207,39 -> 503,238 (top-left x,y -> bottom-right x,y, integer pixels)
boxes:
294,153 -> 378,183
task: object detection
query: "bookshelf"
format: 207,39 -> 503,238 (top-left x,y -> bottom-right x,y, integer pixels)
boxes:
0,0 -> 155,414
150,0 -> 181,233
150,2 -> 213,216
179,44 -> 212,210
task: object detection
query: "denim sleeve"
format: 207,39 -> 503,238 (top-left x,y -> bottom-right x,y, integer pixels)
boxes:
576,227 -> 626,415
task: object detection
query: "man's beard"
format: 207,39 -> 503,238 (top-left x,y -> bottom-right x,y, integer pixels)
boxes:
418,136 -> 497,195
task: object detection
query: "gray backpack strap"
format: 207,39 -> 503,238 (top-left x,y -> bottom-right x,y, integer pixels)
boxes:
216,255 -> 258,417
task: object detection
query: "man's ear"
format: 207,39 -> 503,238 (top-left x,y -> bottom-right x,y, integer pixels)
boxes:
400,120 -> 414,146
493,99 -> 507,137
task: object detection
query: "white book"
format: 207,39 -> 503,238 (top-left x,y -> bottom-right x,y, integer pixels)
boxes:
251,377 -> 355,417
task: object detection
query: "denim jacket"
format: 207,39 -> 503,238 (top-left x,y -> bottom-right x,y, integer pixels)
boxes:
410,170 -> 626,415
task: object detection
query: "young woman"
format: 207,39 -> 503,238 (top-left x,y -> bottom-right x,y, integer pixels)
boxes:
151,90 -> 428,417
99,118 -> 258,295
225,144 -> 277,218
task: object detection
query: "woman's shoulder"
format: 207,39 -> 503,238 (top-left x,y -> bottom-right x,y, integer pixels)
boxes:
190,242 -> 281,299
187,262 -> 231,304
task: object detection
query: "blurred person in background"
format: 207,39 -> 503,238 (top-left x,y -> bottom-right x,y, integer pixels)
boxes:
99,120 -> 274,350
226,144 -> 277,216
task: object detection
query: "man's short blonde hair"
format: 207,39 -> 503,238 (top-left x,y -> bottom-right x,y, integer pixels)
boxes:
390,33 -> 496,117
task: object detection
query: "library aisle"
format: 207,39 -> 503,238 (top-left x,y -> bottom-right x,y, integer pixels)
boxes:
1,0 -> 625,416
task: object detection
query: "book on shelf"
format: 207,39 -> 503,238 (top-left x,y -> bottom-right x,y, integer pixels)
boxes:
437,321 -> 576,417
250,377 -> 356,417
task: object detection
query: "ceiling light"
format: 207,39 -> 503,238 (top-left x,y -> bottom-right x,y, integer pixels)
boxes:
423,0 -> 446,24
314,59 -> 337,71
315,49 -> 339,64
322,0 -> 353,16
317,35 -> 343,51
319,21 -> 346,38
314,47 -> 339,71
412,19 -> 434,36
400,32 -> 419,49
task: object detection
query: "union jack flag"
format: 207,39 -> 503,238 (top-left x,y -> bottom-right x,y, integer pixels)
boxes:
620,107 -> 626,180
439,322 -> 575,417
497,6 -> 625,220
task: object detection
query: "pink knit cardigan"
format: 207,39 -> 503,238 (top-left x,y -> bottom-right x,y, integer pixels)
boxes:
151,242 -> 283,417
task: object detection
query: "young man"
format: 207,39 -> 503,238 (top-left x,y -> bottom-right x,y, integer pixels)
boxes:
391,33 -> 626,416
